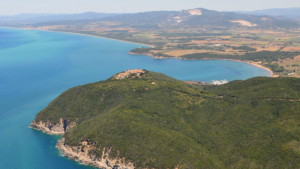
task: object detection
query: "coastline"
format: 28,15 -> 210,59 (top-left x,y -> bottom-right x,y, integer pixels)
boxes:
29,119 -> 134,169
245,62 -> 274,77
29,119 -> 76,135
53,31 -> 155,48
52,29 -> 273,77
226,59 -> 274,77
1,26 -> 273,77
129,51 -> 274,77
4,26 -> 155,48
56,138 -> 135,169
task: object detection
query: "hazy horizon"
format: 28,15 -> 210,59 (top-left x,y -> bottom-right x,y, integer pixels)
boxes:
1,0 -> 300,16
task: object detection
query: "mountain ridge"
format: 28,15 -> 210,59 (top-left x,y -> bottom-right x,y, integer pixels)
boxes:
1,8 -> 299,29
95,8 -> 299,28
236,7 -> 300,19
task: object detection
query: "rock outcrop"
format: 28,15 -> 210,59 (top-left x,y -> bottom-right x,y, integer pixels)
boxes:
56,139 -> 134,169
29,118 -> 76,135
30,119 -> 134,168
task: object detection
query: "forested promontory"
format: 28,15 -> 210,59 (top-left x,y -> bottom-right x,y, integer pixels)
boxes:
31,70 -> 300,169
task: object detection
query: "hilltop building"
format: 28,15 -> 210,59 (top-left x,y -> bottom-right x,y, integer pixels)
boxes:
212,79 -> 228,85
116,69 -> 145,79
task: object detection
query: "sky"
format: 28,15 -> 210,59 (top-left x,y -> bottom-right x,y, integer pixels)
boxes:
0,0 -> 300,15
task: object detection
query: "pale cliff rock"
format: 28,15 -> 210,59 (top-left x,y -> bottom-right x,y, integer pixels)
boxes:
29,118 -> 76,135
56,138 -> 135,169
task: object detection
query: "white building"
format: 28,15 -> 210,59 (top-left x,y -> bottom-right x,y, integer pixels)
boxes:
212,79 -> 228,85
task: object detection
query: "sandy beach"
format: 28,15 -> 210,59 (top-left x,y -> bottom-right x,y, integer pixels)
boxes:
227,59 -> 275,77
206,59 -> 274,77
246,62 -> 275,77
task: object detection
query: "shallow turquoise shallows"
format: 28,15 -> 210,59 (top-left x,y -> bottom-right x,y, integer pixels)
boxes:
0,27 -> 271,169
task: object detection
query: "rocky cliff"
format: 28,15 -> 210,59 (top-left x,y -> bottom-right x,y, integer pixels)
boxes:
56,139 -> 134,169
30,118 -> 135,169
29,118 -> 76,135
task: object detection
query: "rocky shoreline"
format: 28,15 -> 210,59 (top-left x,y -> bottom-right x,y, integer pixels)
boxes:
30,119 -> 135,169
56,139 -> 134,169
29,118 -> 76,135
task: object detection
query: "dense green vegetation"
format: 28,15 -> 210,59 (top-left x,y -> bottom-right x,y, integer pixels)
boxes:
130,48 -> 172,58
181,51 -> 299,62
34,71 -> 300,168
130,47 -> 152,54
157,33 -> 232,37
233,45 -> 257,51
130,48 -> 299,66
264,63 -> 285,72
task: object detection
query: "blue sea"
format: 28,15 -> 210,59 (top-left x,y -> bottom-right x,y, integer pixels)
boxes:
0,27 -> 271,169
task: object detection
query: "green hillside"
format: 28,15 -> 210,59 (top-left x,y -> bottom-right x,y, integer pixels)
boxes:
33,71 -> 300,168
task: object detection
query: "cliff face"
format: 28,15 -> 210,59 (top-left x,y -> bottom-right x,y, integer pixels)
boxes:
56,139 -> 134,169
30,118 -> 76,135
30,118 -> 135,168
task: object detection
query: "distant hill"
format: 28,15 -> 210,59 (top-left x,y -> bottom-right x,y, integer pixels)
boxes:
236,7 -> 300,19
1,8 -> 299,29
98,8 -> 299,28
0,12 -> 119,24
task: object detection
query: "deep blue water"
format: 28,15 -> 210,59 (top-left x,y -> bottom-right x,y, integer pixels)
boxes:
0,27 -> 271,169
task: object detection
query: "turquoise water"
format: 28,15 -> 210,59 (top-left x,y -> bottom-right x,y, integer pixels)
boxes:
0,27 -> 271,169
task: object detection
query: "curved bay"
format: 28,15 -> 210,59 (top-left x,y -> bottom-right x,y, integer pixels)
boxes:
0,27 -> 270,169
